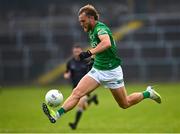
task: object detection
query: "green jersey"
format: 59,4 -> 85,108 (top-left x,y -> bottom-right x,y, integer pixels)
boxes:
88,21 -> 122,70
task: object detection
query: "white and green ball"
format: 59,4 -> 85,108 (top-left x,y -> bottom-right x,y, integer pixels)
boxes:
45,89 -> 63,107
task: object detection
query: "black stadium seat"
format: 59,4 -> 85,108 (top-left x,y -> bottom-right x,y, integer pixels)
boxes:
122,64 -> 141,81
141,47 -> 167,59
164,31 -> 180,41
1,49 -> 23,64
146,63 -> 173,81
22,33 -> 46,44
29,64 -> 46,79
132,32 -> 158,42
172,46 -> 180,58
29,49 -> 51,64
28,49 -> 52,79
156,19 -> 180,28
117,47 -> 136,59
2,64 -> 24,82
0,34 -> 17,48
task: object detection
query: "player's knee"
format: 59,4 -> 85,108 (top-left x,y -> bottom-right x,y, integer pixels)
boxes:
77,102 -> 83,109
71,88 -> 83,99
120,105 -> 129,109
118,103 -> 129,109
77,102 -> 87,110
72,90 -> 81,99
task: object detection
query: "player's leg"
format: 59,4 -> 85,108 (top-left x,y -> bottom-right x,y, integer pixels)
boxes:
69,96 -> 88,130
62,75 -> 99,112
69,93 -> 99,129
42,75 -> 100,123
110,86 -> 161,109
87,94 -> 99,105
110,86 -> 144,109
104,66 -> 161,109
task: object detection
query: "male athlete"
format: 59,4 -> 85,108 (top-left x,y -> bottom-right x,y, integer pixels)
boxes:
42,4 -> 162,124
64,45 -> 98,129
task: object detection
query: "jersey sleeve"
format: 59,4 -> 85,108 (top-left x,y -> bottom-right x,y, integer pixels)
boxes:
97,26 -> 108,36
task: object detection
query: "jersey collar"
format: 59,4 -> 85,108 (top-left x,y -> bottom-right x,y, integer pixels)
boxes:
89,21 -> 99,34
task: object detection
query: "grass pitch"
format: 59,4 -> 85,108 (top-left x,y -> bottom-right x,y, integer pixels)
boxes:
0,83 -> 180,133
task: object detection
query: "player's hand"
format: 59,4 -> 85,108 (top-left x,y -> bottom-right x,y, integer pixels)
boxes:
87,58 -> 94,70
64,72 -> 71,79
79,50 -> 92,61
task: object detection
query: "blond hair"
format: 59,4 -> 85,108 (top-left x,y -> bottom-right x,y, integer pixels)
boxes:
78,4 -> 99,20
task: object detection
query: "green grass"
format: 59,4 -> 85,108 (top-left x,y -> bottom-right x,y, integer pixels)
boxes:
0,83 -> 180,133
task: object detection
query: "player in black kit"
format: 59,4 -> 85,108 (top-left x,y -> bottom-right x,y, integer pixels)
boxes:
64,45 -> 99,130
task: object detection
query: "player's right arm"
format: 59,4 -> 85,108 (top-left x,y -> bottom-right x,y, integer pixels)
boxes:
89,34 -> 111,55
64,61 -> 71,79
79,26 -> 111,61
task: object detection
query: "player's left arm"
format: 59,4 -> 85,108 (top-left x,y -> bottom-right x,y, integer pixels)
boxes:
89,34 -> 111,54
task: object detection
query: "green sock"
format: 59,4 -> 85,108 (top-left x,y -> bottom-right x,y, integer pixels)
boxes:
143,91 -> 150,99
57,107 -> 66,116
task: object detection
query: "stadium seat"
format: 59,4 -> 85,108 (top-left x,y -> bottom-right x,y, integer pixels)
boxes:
52,34 -> 73,58
146,63 -> 173,81
172,46 -> 180,58
1,49 -> 23,64
0,34 -> 17,48
117,47 -> 136,59
156,19 -> 180,28
164,31 -> 180,41
29,64 -> 46,79
131,31 -> 158,42
122,64 -> 141,81
22,32 -> 46,44
29,49 -> 51,64
28,49 -> 52,79
2,64 -> 24,82
141,47 -> 167,59
23,43 -> 47,48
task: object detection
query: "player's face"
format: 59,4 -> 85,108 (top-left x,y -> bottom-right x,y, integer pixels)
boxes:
72,48 -> 82,58
79,12 -> 92,32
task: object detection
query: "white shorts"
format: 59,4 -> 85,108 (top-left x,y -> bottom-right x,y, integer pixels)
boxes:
87,66 -> 124,89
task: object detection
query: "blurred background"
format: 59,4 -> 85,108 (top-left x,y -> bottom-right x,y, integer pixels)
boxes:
0,0 -> 180,133
0,0 -> 180,86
